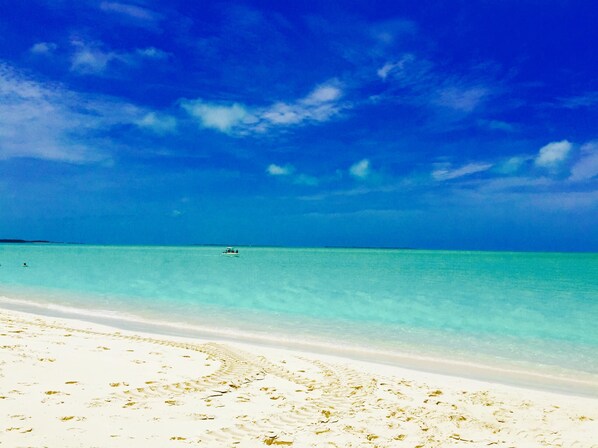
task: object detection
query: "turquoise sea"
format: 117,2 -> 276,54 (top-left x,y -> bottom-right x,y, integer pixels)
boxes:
1,244 -> 597,394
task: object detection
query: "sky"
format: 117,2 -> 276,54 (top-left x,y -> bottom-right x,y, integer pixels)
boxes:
0,0 -> 597,250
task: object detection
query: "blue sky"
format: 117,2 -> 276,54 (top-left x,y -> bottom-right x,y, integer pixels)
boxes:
0,0 -> 597,250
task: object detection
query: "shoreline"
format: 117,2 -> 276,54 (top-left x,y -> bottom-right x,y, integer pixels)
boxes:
1,297 -> 598,399
1,307 -> 598,447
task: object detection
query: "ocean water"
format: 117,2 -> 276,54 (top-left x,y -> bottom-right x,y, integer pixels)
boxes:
1,244 -> 597,393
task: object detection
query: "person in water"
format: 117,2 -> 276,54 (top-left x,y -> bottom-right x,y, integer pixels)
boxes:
23,262 -> 28,267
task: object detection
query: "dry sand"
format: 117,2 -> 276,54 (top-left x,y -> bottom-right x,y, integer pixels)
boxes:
1,308 -> 597,447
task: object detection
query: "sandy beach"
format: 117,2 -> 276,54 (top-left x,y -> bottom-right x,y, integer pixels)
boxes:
1,308 -> 597,448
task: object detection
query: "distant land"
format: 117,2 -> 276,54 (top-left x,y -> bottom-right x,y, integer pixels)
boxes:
0,239 -> 52,244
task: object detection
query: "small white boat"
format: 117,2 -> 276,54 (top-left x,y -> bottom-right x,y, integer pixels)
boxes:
222,247 -> 239,256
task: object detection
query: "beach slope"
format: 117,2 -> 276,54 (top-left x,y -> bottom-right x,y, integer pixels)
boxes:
1,309 -> 597,447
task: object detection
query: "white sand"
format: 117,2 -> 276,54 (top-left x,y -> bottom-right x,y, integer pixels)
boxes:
1,309 -> 597,447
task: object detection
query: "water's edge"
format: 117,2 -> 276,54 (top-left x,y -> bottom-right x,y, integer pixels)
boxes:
2,296 -> 597,398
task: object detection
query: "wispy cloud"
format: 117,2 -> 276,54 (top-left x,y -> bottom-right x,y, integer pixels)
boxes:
0,63 -> 160,163
376,53 -> 431,87
135,47 -> 169,60
257,82 -> 345,130
521,190 -> 598,211
349,159 -> 371,179
534,140 -> 572,168
495,155 -> 531,174
266,164 -> 294,176
293,173 -> 319,186
181,81 -> 346,135
266,163 -> 320,187
569,141 -> 598,182
434,86 -> 489,112
299,183 -> 402,201
70,40 -> 169,75
368,19 -> 418,46
377,54 -> 417,80
305,208 -> 421,220
70,41 -> 115,74
180,100 -> 251,133
136,112 -> 177,134
375,52 -> 500,118
467,176 -> 554,193
30,42 -> 57,55
432,162 -> 493,181
266,164 -> 320,186
99,1 -> 162,27
477,119 -> 516,132
558,91 -> 598,109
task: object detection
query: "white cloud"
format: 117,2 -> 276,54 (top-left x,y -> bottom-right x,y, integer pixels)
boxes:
266,164 -> 319,186
136,112 -> 176,134
181,81 -> 345,134
261,102 -> 302,125
377,54 -> 415,80
136,47 -> 169,59
259,82 -> 343,128
303,85 -> 341,104
535,140 -> 572,168
0,63 -> 161,163
70,40 -> 169,75
377,62 -> 395,80
0,64 -> 45,99
30,42 -> 57,55
569,141 -> 598,181
267,164 -> 293,176
350,159 -> 371,179
180,100 -> 250,133
496,156 -> 530,174
70,41 -> 115,74
432,162 -> 493,181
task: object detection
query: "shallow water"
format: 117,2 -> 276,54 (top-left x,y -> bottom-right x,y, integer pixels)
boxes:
1,244 -> 597,391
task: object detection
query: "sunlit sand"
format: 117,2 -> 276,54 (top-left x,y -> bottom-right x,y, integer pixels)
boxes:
1,308 -> 597,447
